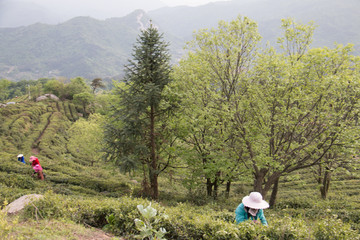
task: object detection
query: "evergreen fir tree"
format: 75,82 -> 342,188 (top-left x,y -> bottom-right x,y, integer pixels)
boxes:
104,23 -> 172,200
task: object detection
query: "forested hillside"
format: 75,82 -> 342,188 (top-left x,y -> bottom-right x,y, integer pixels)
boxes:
0,10 -> 183,81
0,0 -> 359,81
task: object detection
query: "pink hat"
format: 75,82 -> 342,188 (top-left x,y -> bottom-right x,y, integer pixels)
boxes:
29,156 -> 37,162
242,192 -> 269,209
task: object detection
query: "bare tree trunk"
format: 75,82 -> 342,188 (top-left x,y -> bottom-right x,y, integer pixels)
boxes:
225,180 -> 231,198
206,178 -> 213,197
149,105 -> 158,200
142,163 -> 150,198
269,176 -> 280,207
213,171 -> 221,200
253,169 -> 266,195
320,167 -> 331,199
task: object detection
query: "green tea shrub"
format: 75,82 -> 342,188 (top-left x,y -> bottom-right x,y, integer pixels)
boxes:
336,209 -> 360,224
23,193 -> 150,236
313,217 -> 360,240
0,157 -> 33,175
264,216 -> 311,239
68,103 -> 79,121
0,201 -> 18,240
0,186 -> 32,205
37,113 -> 70,158
21,192 -> 360,240
67,185 -> 99,195
275,197 -> 313,209
0,173 -> 35,190
63,102 -> 76,121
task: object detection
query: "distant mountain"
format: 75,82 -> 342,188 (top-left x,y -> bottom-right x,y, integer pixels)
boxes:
0,10 -> 183,81
0,0 -> 359,81
0,0 -> 166,28
148,0 -> 360,50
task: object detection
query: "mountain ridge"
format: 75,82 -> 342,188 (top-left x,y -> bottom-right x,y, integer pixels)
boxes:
0,0 -> 359,81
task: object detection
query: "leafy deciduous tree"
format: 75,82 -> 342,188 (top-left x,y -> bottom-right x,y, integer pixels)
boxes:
172,15 -> 261,198
65,77 -> 91,100
67,113 -> 105,166
0,79 -> 11,101
91,78 -> 105,94
73,92 -> 94,117
237,21 -> 360,204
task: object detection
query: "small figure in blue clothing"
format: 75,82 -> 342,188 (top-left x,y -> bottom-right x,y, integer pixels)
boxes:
235,192 -> 269,226
17,154 -> 26,164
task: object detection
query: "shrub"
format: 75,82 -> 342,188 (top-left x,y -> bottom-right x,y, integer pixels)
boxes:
0,201 -> 18,240
264,216 -> 311,239
313,217 -> 360,240
275,197 -> 313,209
133,204 -> 167,240
21,193 -> 360,240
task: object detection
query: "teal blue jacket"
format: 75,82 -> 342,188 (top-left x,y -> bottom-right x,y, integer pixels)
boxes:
235,203 -> 268,226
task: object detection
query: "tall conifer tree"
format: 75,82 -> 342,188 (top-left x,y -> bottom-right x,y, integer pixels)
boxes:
104,23 -> 172,200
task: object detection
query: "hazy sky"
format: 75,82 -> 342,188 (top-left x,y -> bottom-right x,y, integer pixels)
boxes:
161,0 -> 229,7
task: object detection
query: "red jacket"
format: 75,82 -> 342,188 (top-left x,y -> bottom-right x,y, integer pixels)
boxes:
31,158 -> 40,167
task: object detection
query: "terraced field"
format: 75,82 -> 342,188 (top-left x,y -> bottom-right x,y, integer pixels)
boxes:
1,98 -> 359,239
0,98 -> 130,204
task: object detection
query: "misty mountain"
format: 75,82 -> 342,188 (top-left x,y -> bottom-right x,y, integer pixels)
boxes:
148,0 -> 360,49
0,0 -> 166,28
0,0 -> 359,81
0,10 -> 183,81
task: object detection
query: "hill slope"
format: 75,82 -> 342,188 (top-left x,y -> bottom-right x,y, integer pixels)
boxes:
0,99 -> 131,204
0,0 -> 359,81
0,10 -> 183,81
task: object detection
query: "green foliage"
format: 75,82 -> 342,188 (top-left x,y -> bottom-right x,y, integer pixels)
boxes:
73,92 -> 94,116
0,201 -> 18,240
134,204 -> 167,240
0,79 -> 12,101
43,79 -> 65,99
64,77 -> 91,100
104,23 -> 174,199
314,217 -> 360,240
67,114 -> 104,166
172,15 -> 360,198
90,78 -> 105,93
21,193 -> 360,239
171,15 -> 261,197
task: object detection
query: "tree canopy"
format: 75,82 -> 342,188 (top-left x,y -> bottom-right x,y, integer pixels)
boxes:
104,23 -> 174,200
171,16 -> 360,204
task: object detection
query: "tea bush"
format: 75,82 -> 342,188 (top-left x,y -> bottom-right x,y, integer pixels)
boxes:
275,197 -> 313,209
23,194 -> 359,239
0,202 -> 18,240
68,102 -> 79,121
0,172 -> 35,189
23,193 -> 149,236
314,217 -> 360,240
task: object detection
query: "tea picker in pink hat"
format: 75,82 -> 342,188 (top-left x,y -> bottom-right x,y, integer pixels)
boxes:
235,192 -> 269,226
29,156 -> 44,180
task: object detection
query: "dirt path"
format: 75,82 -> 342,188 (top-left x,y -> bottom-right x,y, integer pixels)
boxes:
31,112 -> 54,154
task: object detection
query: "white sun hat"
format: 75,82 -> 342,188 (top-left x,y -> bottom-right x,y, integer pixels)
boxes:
242,192 -> 269,209
17,154 -> 23,158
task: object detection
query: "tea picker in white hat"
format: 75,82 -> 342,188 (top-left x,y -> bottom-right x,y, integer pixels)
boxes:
17,154 -> 26,164
235,192 -> 269,226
